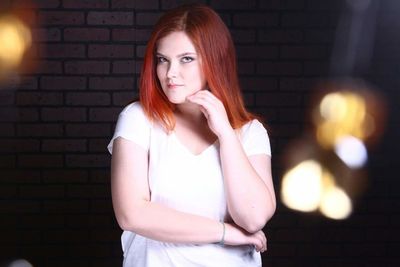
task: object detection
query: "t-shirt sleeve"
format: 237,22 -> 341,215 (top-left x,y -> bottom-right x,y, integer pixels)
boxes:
107,102 -> 151,154
241,119 -> 271,157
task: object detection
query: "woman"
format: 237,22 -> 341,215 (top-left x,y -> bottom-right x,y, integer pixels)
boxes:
108,4 -> 276,267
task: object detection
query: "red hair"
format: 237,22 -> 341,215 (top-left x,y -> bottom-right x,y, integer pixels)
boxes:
139,4 -> 256,131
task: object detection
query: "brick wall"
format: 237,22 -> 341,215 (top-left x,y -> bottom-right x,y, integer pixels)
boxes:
0,0 -> 399,266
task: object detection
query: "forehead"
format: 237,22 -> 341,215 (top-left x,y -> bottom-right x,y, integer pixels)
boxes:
157,31 -> 197,55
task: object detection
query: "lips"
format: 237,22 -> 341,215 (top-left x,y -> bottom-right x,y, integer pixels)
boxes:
167,83 -> 183,89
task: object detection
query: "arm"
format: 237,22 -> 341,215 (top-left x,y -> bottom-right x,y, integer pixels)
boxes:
187,91 -> 276,233
219,131 -> 276,233
111,136 -> 267,250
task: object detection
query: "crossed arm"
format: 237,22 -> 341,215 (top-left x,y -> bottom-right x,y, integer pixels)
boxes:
111,91 -> 276,250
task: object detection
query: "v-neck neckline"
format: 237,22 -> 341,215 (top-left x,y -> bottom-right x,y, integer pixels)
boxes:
171,132 -> 218,157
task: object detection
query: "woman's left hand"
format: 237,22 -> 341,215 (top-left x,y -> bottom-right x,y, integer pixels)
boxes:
186,90 -> 233,138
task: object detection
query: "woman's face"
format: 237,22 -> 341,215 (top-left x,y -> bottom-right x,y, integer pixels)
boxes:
156,31 -> 207,104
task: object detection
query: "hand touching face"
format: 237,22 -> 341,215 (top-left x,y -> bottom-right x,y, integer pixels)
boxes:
187,90 -> 233,138
156,31 -> 207,104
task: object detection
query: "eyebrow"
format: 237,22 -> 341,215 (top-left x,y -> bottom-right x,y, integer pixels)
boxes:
156,52 -> 197,58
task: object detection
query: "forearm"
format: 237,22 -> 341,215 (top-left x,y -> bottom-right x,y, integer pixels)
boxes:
115,200 -> 223,244
219,130 -> 276,233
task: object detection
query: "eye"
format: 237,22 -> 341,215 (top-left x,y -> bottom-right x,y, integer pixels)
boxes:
181,56 -> 194,63
157,56 -> 168,63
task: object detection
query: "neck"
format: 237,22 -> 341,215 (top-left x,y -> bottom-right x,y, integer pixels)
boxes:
175,102 -> 204,122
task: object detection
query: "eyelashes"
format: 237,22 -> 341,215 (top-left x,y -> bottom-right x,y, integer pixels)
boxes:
156,56 -> 195,64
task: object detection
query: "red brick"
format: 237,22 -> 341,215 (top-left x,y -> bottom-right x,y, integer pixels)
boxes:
279,77 -> 319,91
87,11 -> 134,25
13,0 -> 60,8
91,199 -> 113,212
41,107 -> 87,122
68,244 -> 113,257
0,155 -> 16,168
41,139 -> 87,152
260,0 -> 305,9
0,107 -> 17,120
113,0 -> 159,9
18,154 -> 64,168
281,12 -> 333,28
16,92 -> 63,106
66,214 -> 112,229
65,154 -> 110,168
32,28 -> 61,42
255,93 -> 302,107
90,170 -> 110,183
112,60 -> 137,74
257,61 -> 302,75
64,28 -> 110,41
136,45 -> 146,58
0,200 -> 40,213
89,44 -> 134,58
19,185 -> 65,198
281,45 -> 328,59
18,108 -> 40,121
0,185 -> 17,197
38,44 -> 85,58
89,138 -> 109,152
41,76 -> 86,90
304,29 -> 335,43
43,200 -> 89,213
65,61 -> 110,74
63,0 -> 109,9
67,184 -> 109,198
38,11 -> 84,25
19,215 -> 65,228
304,60 -> 329,75
42,169 -> 88,183
66,124 -> 110,137
112,28 -> 152,42
236,45 -> 279,60
0,123 -> 15,136
259,29 -> 304,43
0,170 -> 41,183
306,0 -> 343,10
240,77 -> 278,91
0,139 -> 40,152
210,0 -> 256,9
19,76 -> 39,90
136,12 -> 163,26
89,77 -> 135,90
111,0 -> 135,8
45,230 -> 89,243
17,123 -> 63,137
66,92 -> 110,106
89,107 -> 121,122
29,60 -> 63,74
233,12 -> 279,27
112,92 -> 138,105
230,29 -> 256,44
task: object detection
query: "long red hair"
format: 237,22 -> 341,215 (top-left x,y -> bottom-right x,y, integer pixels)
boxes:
139,4 -> 256,131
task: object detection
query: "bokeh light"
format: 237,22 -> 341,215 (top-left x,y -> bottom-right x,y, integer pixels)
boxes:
281,80 -> 386,220
281,160 -> 323,212
0,14 -> 32,80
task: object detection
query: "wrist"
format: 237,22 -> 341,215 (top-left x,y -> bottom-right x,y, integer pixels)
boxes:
217,126 -> 236,143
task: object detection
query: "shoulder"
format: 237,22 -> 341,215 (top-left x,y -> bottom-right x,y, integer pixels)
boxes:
240,119 -> 267,136
118,101 -> 151,125
120,101 -> 145,116
239,119 -> 271,156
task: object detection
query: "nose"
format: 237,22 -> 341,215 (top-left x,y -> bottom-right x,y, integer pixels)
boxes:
166,61 -> 178,79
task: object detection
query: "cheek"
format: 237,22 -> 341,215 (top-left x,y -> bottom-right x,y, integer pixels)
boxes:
156,66 -> 164,81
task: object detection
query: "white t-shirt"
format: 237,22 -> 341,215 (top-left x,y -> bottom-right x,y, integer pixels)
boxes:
107,102 -> 271,267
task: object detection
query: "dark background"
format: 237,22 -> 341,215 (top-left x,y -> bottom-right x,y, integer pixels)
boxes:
0,0 -> 399,266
